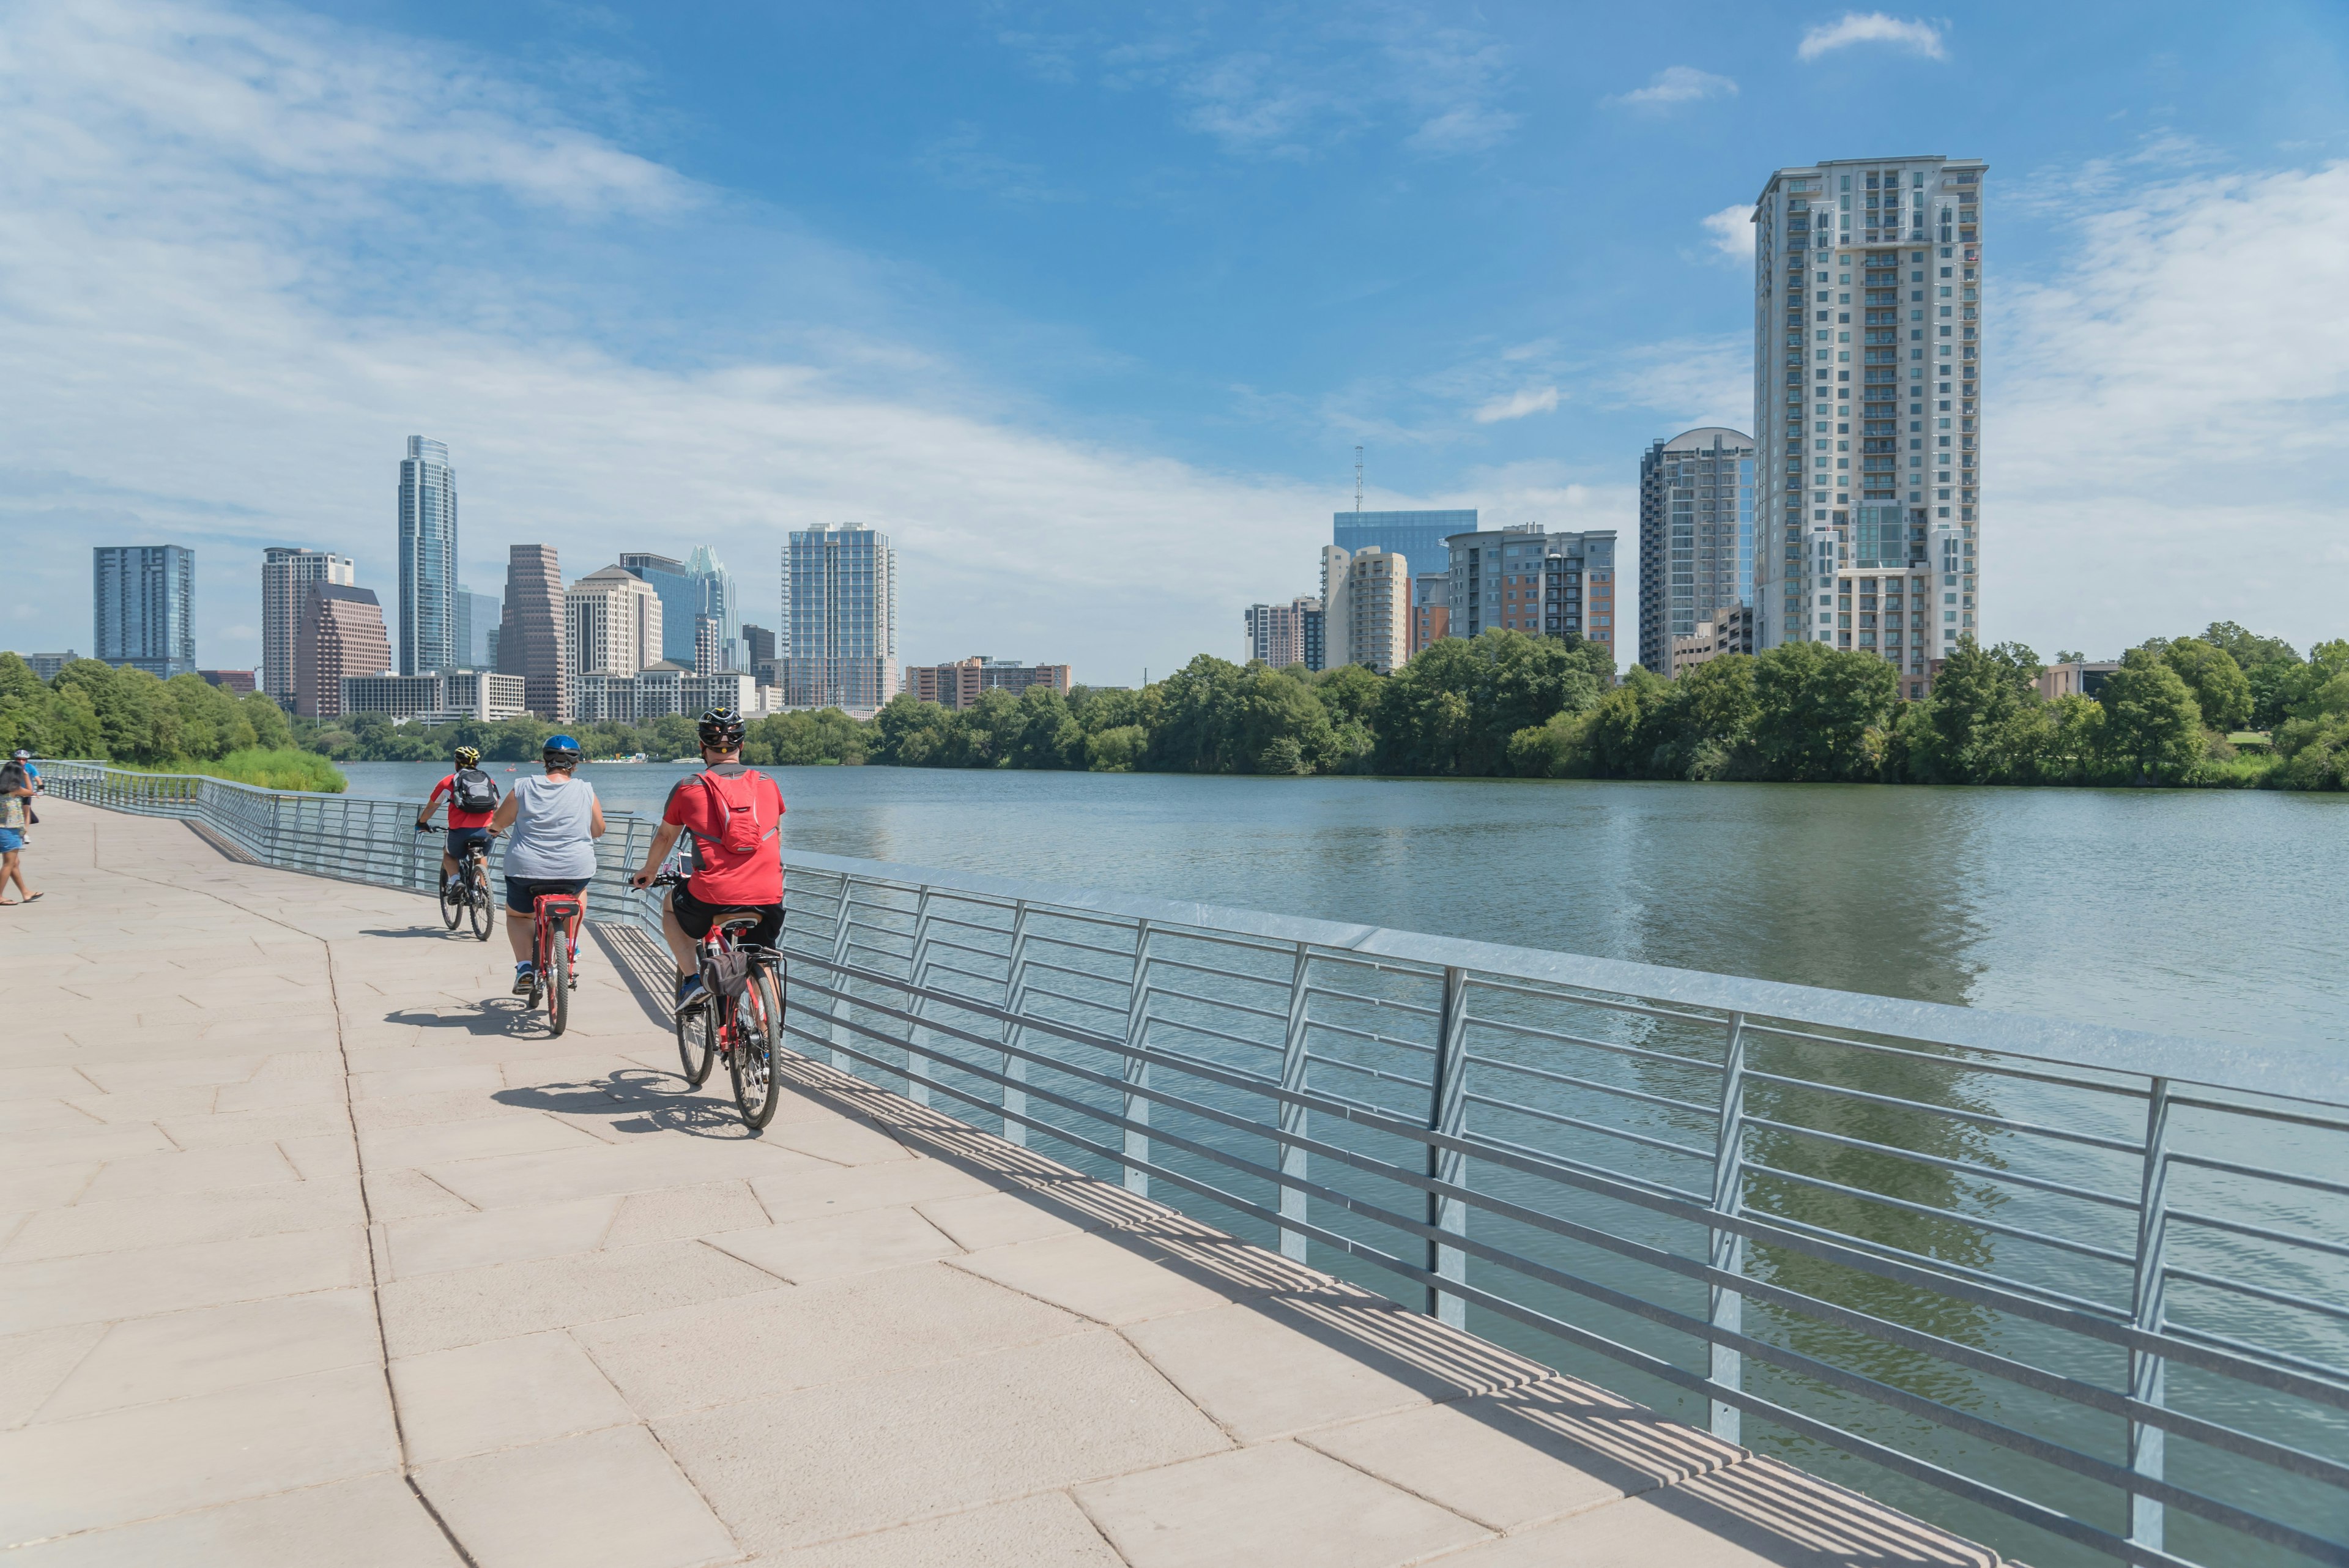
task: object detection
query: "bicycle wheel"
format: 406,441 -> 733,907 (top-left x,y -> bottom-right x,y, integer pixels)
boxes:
675,983 -> 716,1087
439,866 -> 462,929
467,867 -> 493,942
730,964 -> 784,1129
545,931 -> 571,1037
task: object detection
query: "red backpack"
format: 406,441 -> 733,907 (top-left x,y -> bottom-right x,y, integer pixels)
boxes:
692,768 -> 778,859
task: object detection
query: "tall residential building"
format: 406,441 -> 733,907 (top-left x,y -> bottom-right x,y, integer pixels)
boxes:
575,667 -> 757,726
1332,510 -> 1478,582
262,548 -> 355,704
1243,598 -> 1321,670
565,566 -> 663,678
342,671 -> 527,723
1638,429 -> 1756,675
1317,546 -> 1409,675
456,585 -> 500,669
396,437 -> 459,676
294,584 -> 391,719
743,624 -> 779,689
93,545 -> 196,678
1441,525 -> 1618,661
904,658 -> 1075,710
21,652 -> 77,680
1751,155 -> 1986,695
497,544 -> 567,721
1409,574 -> 1450,660
782,526 -> 899,714
618,554 -> 700,666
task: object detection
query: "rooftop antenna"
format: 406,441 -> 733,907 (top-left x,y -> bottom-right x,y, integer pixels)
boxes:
1354,445 -> 1364,516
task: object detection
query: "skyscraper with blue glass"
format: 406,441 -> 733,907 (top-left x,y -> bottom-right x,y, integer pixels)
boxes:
396,437 -> 458,675
782,524 -> 897,713
93,544 -> 196,677
1332,510 -> 1477,583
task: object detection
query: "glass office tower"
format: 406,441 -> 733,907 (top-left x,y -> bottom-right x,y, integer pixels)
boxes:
397,436 -> 459,675
93,544 -> 196,677
1332,510 -> 1479,583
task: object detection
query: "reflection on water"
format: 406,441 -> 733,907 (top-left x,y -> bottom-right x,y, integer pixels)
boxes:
346,761 -> 2349,1048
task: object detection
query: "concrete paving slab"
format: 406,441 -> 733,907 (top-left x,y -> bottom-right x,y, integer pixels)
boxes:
0,1164 -> 100,1214
0,1362 -> 398,1544
0,1100 -> 102,1135
1074,1438 -> 1490,1568
0,1123 -> 176,1170
362,1167 -> 478,1222
391,1329 -> 637,1464
157,1101 -> 354,1148
946,1232 -> 1235,1325
708,1205 -> 960,1284
0,1323 -> 108,1429
414,1423 -> 740,1568
35,1288 -> 380,1422
747,1157 -> 990,1224
377,1236 -> 787,1357
604,1178 -> 770,1246
384,1195 -> 620,1279
579,1261 -> 1086,1419
759,1491 -> 1124,1567
420,1137 -> 825,1210
358,1112 -> 607,1170
917,1189 -> 1088,1251
2,1179 -> 362,1262
0,1474 -> 462,1567
756,1117 -> 915,1166
58,1085 -> 221,1123
0,1225 -> 368,1336
73,1140 -> 303,1205
657,1329 -> 1229,1556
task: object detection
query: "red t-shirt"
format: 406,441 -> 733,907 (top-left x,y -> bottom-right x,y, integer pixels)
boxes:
426,773 -> 496,830
664,764 -> 786,906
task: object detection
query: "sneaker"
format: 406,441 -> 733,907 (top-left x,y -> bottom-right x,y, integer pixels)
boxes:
673,974 -> 706,1014
511,962 -> 535,995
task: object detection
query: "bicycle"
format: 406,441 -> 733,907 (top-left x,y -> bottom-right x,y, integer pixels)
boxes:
650,871 -> 784,1129
524,889 -> 584,1037
417,828 -> 496,942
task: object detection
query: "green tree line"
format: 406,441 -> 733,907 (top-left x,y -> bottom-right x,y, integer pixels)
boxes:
0,655 -> 337,787
17,618 -> 2344,791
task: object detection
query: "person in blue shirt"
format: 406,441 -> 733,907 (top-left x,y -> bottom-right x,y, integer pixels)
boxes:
0,750 -> 39,905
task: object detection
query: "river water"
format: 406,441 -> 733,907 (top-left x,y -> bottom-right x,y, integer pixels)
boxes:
348,760 -> 2349,1050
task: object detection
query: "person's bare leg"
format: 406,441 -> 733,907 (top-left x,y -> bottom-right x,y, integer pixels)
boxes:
506,902 -> 533,964
0,850 -> 22,901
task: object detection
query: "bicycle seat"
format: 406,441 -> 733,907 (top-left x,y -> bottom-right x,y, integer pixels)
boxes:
713,911 -> 765,933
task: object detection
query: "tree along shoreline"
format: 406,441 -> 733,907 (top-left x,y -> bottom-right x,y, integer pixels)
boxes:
11,620 -> 2339,793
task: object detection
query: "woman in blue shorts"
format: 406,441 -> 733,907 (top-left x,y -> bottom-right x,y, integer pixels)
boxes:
489,735 -> 604,993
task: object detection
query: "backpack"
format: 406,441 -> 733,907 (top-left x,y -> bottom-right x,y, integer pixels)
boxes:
693,768 -> 778,858
452,767 -> 500,814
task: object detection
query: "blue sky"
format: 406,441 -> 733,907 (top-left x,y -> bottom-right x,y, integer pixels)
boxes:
3,1 -> 2347,678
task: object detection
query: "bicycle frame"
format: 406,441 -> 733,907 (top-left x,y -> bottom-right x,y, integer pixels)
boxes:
535,894 -> 582,972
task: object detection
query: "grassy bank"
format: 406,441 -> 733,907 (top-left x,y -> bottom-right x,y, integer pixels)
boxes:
112,748 -> 347,792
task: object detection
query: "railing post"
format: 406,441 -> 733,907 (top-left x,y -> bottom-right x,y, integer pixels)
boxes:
904,887 -> 934,1105
1277,941 -> 1312,1263
2129,1077 -> 2174,1555
1425,965 -> 1469,1328
1121,920 -> 1154,1196
825,874 -> 856,1073
1708,1012 -> 1749,1444
1000,901 -> 1031,1146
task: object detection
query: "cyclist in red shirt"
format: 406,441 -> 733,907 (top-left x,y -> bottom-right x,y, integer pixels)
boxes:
415,746 -> 501,899
628,708 -> 785,1012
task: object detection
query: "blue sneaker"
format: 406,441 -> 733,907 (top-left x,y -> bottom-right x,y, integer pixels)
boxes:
512,962 -> 535,995
673,973 -> 707,1014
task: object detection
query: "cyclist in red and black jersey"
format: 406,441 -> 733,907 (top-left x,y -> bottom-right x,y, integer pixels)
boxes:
416,746 -> 500,898
629,709 -> 786,1013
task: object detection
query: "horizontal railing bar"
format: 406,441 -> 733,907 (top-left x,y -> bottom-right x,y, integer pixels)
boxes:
1741,1017 -> 2154,1098
1742,1069 -> 2147,1155
1144,1013 -> 1283,1058
1145,951 -> 1293,991
2170,1093 -> 2349,1137
1463,1093 -> 1714,1162
1301,1052 -> 1433,1096
1750,1206 -> 2133,1320
1461,1013 -> 1725,1073
1740,1115 -> 2142,1211
1296,1014 -> 1439,1056
1739,1161 -> 2137,1266
2169,1151 -> 2349,1201
2169,1206 -> 2349,1265
1298,981 -> 1442,1019
1460,1050 -> 1719,1117
1143,983 -> 1291,1027
2166,1266 -> 2349,1328
1464,973 -> 1734,1033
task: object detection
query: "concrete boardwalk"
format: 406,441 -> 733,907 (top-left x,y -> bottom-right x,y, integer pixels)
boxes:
0,800 -> 2007,1567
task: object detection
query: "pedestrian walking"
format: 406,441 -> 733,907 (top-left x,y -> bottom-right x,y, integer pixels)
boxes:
0,749 -> 40,905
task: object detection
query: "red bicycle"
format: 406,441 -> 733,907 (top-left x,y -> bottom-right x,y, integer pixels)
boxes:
650,871 -> 784,1129
525,890 -> 584,1036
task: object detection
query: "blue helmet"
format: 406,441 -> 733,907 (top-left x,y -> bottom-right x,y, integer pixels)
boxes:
542,734 -> 583,766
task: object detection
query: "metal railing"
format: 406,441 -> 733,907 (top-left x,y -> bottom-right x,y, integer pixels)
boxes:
39,760 -> 2349,1568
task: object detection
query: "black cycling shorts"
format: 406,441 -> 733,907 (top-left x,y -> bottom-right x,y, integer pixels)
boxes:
670,884 -> 782,950
445,827 -> 492,858
507,875 -> 590,916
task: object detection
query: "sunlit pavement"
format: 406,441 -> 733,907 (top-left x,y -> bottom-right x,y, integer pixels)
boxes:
0,798 -> 2006,1567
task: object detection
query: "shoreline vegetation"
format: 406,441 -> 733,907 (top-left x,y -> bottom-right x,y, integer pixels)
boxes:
10,621 -> 2342,793
0,657 -> 347,792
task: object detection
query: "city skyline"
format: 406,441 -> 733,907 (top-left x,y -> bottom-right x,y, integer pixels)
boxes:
3,5 -> 2343,678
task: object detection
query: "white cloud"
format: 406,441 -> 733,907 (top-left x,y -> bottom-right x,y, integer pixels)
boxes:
1606,65 -> 1738,110
1700,204 -> 1756,261
1996,161 -> 2349,656
916,123 -> 1078,204
1472,386 -> 1559,423
0,0 -> 1341,675
1797,13 -> 1948,62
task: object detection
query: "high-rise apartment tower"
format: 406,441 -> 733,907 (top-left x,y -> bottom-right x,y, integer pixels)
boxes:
1751,155 -> 1985,693
93,545 -> 196,678
1638,429 -> 1755,675
294,584 -> 391,719
1441,526 -> 1617,661
1317,546 -> 1409,675
262,548 -> 355,705
782,526 -> 899,713
397,437 -> 459,675
497,544 -> 568,720
566,567 -> 664,678
1332,510 -> 1478,584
